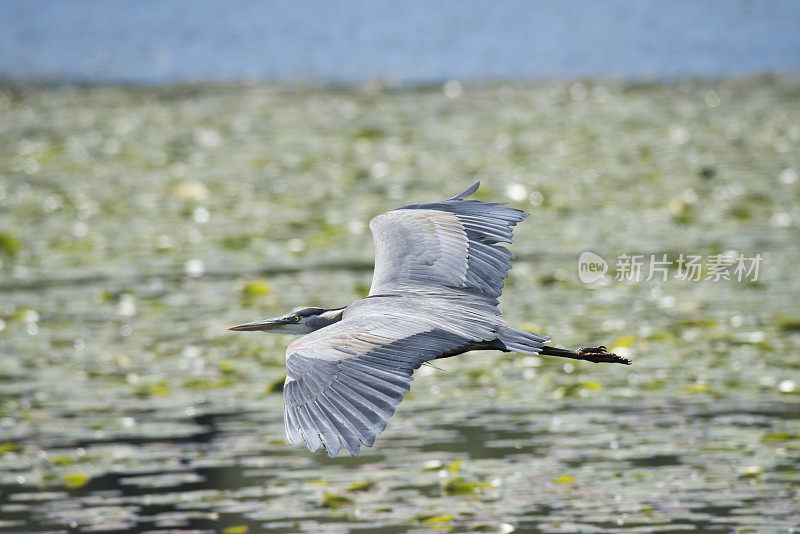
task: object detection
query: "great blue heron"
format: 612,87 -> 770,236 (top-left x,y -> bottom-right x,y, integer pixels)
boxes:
230,182 -> 630,457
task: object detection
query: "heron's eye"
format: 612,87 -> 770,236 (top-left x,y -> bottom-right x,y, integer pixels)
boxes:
292,315 -> 300,322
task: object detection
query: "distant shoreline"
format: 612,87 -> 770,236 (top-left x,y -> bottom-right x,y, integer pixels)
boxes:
1,72 -> 798,91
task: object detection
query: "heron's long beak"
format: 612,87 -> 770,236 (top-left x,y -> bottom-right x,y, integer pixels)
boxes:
228,318 -> 286,331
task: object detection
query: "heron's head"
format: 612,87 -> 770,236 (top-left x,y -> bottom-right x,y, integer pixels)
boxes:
228,307 -> 344,335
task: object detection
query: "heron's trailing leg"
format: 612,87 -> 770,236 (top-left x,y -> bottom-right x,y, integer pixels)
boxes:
539,344 -> 631,365
435,339 -> 632,365
493,327 -> 631,365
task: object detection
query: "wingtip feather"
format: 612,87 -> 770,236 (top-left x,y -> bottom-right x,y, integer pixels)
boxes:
448,181 -> 480,201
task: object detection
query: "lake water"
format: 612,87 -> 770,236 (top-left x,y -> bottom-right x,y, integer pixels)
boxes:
2,0 -> 800,84
1,77 -> 799,532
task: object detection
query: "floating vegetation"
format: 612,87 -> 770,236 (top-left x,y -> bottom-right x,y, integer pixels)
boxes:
0,232 -> 22,257
776,317 -> 800,332
415,514 -> 454,524
265,375 -> 286,394
761,432 -> 799,442
442,477 -> 494,495
681,382 -> 713,395
61,473 -> 91,489
0,76 -> 799,531
346,480 -> 375,492
321,493 -> 355,509
0,443 -> 20,455
240,279 -> 271,298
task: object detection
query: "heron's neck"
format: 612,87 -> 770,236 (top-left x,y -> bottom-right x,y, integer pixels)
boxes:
306,308 -> 345,331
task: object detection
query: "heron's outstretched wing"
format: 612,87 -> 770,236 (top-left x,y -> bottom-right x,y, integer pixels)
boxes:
368,182 -> 525,303
282,314 -> 471,457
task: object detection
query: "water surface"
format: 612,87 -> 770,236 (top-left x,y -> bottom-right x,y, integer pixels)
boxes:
1,77 -> 799,532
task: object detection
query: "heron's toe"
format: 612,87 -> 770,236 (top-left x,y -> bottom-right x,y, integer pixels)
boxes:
578,346 -> 608,355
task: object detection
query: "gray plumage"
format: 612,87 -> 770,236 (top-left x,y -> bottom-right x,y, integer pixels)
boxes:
229,182 -> 630,458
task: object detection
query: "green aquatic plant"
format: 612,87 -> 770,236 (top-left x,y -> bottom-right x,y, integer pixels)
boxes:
346,480 -> 375,492
0,232 -> 22,256
442,477 -> 493,495
0,442 -> 20,455
62,473 -> 91,489
321,493 -> 354,508
415,514 -> 454,524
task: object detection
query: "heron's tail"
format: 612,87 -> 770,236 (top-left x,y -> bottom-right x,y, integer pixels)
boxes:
496,327 -> 550,355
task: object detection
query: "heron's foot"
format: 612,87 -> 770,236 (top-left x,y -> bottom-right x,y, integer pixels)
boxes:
578,345 -> 607,355
578,345 -> 632,365
539,345 -> 632,365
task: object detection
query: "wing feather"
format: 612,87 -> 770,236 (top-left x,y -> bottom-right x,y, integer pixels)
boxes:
295,406 -> 322,452
368,182 -> 526,303
315,399 -> 362,456
337,376 -> 398,410
282,315 -> 471,457
284,406 -> 304,446
280,184 -> 531,457
306,402 -> 341,457
322,389 -> 378,444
